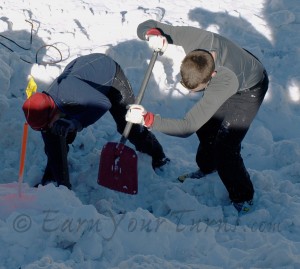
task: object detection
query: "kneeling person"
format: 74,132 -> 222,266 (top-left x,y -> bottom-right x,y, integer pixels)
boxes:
22,53 -> 169,189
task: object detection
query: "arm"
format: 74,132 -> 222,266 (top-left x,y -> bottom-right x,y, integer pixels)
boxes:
137,20 -> 215,53
151,68 -> 239,137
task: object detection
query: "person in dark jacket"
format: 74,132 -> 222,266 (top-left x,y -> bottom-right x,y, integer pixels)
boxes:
125,20 -> 269,213
22,53 -> 169,189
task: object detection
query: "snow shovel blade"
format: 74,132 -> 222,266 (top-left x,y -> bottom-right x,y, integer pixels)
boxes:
97,142 -> 138,194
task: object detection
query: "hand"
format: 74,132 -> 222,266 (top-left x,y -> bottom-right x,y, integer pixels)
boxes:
51,118 -> 82,137
146,28 -> 168,54
126,104 -> 146,125
126,104 -> 154,128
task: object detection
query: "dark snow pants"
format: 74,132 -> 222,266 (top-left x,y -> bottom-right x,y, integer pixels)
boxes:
195,70 -> 269,203
41,131 -> 75,188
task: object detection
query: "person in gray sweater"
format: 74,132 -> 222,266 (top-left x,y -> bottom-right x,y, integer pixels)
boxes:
125,20 -> 269,213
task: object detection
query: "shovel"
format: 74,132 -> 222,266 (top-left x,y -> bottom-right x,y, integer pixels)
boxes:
97,50 -> 159,194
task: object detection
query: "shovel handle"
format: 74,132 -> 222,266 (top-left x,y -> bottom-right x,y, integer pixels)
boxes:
120,50 -> 159,144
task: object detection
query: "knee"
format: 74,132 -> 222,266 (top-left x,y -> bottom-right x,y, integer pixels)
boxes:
215,143 -> 242,167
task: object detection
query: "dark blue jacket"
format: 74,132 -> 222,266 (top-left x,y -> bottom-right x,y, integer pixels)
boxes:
44,53 -> 116,128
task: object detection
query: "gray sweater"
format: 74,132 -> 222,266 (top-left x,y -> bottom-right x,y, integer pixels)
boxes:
137,20 -> 265,137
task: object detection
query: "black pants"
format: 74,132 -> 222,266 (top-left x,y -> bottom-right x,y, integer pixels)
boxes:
196,71 -> 269,203
41,131 -> 76,187
41,64 -> 166,185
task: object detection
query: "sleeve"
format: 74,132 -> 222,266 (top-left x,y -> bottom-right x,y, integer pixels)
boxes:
137,20 -> 214,53
151,68 -> 239,137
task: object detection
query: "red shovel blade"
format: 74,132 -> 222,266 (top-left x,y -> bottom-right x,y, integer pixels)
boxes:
97,142 -> 138,194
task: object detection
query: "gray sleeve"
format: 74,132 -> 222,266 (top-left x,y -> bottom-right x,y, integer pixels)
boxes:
151,68 -> 238,137
137,20 -> 214,53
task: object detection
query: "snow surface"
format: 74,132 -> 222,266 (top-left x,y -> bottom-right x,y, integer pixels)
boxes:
0,0 -> 300,268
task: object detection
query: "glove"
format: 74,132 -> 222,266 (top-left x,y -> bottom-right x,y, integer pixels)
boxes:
125,104 -> 155,128
51,118 -> 82,137
145,28 -> 168,54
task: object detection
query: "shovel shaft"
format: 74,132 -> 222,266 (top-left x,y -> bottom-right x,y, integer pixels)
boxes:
135,51 -> 159,105
98,51 -> 159,194
121,51 -> 159,142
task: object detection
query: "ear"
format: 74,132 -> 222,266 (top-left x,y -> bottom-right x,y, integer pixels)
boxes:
211,71 -> 217,77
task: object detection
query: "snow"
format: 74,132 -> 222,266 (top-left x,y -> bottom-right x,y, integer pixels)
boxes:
1,0 -> 300,268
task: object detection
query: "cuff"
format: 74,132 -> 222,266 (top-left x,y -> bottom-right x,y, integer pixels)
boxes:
143,112 -> 155,128
145,28 -> 161,39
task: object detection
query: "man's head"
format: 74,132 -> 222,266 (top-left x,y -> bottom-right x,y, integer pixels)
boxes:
22,92 -> 58,131
180,49 -> 215,91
